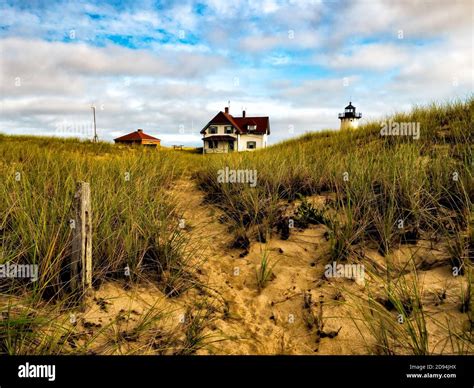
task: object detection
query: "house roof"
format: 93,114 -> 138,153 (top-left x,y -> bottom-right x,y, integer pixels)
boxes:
200,111 -> 270,135
114,129 -> 161,142
233,117 -> 269,134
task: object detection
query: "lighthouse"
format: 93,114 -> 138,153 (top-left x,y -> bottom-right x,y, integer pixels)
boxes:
338,102 -> 362,130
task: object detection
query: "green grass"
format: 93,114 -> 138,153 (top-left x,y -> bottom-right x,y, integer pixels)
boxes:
193,97 -> 473,355
0,96 -> 472,354
195,97 -> 473,258
255,249 -> 276,291
0,137 -> 204,299
350,269 -> 430,355
0,137 -> 206,353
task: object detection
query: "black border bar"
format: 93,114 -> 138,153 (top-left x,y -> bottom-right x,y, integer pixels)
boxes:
0,355 -> 472,387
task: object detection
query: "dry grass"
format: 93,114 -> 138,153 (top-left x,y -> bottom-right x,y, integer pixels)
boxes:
1,96 -> 472,354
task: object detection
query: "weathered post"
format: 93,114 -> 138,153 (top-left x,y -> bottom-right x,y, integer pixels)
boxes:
70,181 -> 92,298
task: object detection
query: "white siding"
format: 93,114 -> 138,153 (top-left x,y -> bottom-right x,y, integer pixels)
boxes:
237,134 -> 266,151
340,118 -> 360,130
202,124 -> 268,152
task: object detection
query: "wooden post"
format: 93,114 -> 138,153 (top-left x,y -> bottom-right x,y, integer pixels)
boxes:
71,181 -> 92,297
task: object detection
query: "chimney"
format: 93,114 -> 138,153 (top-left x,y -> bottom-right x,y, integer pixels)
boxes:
242,110 -> 246,118
137,129 -> 143,133
224,107 -> 229,114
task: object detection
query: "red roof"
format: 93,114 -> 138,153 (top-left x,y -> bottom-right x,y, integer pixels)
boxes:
201,111 -> 270,135
233,117 -> 269,134
114,129 -> 160,142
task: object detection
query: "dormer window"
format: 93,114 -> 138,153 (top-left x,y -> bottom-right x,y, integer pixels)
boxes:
248,125 -> 257,131
209,126 -> 218,134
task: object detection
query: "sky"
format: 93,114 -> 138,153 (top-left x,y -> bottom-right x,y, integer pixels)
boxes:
0,0 -> 472,146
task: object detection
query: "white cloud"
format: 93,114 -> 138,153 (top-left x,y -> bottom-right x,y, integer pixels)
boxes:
0,0 -> 472,146
239,31 -> 320,53
0,37 -> 228,95
315,44 -> 411,71
327,0 -> 472,44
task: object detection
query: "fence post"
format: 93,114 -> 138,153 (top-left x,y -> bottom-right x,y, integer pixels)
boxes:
71,181 -> 92,298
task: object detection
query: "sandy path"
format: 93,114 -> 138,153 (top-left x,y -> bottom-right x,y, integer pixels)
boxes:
170,178 -> 366,354
75,178 -> 470,355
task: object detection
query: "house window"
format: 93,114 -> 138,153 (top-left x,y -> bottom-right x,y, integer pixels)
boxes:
208,140 -> 218,149
225,126 -> 233,134
247,141 -> 256,149
209,126 -> 218,134
248,125 -> 257,131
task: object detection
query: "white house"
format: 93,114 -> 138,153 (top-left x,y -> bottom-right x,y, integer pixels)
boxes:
338,102 -> 362,130
201,107 -> 270,153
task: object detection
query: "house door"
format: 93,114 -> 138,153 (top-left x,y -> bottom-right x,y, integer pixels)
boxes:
228,140 -> 235,152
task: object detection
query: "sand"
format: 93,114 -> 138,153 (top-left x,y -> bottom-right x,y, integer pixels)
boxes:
66,178 -> 471,355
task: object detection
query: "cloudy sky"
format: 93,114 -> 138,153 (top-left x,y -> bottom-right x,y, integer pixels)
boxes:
0,0 -> 472,146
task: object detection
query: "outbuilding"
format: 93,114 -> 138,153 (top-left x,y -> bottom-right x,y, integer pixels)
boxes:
114,129 -> 161,147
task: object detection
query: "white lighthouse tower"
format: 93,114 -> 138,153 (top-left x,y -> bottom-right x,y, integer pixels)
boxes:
338,102 -> 362,130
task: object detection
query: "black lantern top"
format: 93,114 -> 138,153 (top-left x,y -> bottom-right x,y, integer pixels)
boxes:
339,102 -> 362,119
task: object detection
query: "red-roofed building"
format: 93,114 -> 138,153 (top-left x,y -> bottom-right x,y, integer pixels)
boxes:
114,129 -> 161,147
200,107 -> 270,153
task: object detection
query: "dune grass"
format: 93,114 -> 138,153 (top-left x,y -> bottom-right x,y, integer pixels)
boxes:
0,97 -> 472,354
0,137 -> 207,354
195,97 -> 473,257
1,137 -> 205,298
193,97 -> 473,354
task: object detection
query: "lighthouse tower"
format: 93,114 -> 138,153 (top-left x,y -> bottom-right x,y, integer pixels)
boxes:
338,102 -> 362,130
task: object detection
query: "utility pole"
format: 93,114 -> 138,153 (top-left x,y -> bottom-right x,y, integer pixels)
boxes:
91,106 -> 98,143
